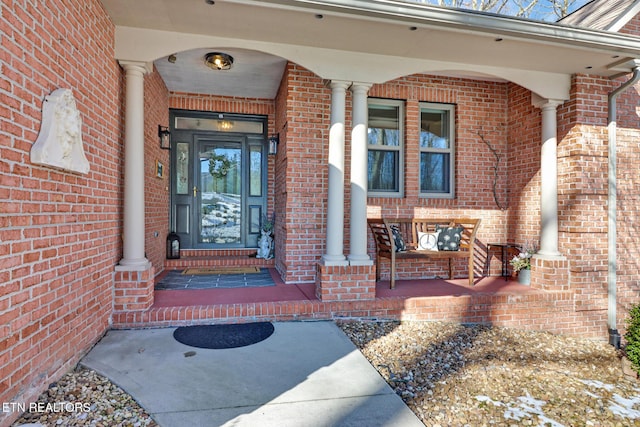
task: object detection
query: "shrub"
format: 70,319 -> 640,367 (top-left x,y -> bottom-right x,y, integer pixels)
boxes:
624,302 -> 640,375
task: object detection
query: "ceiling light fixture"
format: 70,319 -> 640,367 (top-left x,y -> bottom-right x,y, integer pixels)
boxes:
204,52 -> 234,70
217,120 -> 234,131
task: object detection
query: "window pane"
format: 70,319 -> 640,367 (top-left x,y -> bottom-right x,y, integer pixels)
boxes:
249,145 -> 262,197
368,128 -> 400,147
368,150 -> 399,192
368,104 -> 399,147
420,110 -> 449,148
420,152 -> 450,193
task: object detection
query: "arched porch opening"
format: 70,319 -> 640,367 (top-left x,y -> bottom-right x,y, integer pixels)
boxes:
117,35 -> 570,309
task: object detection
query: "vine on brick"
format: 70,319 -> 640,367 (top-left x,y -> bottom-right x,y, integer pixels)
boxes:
478,130 -> 508,211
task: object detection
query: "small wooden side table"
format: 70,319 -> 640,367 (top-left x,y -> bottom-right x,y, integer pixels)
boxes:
487,243 -> 519,279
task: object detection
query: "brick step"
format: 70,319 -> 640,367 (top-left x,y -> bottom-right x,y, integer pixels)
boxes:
164,250 -> 275,270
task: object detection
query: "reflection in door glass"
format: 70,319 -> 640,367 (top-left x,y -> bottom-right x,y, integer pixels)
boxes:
176,142 -> 189,195
200,146 -> 242,244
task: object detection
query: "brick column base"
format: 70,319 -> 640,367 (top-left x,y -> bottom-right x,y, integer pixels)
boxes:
315,263 -> 376,301
530,255 -> 570,291
114,266 -> 155,311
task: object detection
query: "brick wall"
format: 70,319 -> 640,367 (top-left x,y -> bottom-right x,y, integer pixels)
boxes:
610,79 -> 640,337
277,64 -> 638,337
615,16 -> 640,337
505,84 -> 541,245
275,68 -> 516,283
144,70 -> 170,273
279,64 -> 331,283
367,75 -> 512,280
552,71 -> 640,339
0,1 -> 120,425
273,66 -> 290,279
2,4 -> 640,426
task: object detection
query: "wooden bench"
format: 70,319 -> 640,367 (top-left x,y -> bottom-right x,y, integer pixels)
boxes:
367,218 -> 481,289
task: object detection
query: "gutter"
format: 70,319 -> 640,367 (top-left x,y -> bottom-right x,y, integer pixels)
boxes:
607,62 -> 640,348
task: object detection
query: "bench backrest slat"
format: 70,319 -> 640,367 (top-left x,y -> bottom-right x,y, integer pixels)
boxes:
368,219 -> 395,254
367,217 -> 481,252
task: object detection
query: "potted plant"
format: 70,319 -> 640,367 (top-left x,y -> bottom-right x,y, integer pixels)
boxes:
509,241 -> 536,285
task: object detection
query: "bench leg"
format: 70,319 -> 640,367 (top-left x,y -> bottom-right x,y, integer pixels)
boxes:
468,254 -> 474,286
448,258 -> 453,280
390,259 -> 396,289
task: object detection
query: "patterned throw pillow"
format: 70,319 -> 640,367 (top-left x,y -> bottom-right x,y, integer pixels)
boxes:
390,225 -> 406,252
436,225 -> 464,251
417,231 -> 440,251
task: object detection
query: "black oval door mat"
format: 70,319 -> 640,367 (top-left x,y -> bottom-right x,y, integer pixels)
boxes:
173,322 -> 275,349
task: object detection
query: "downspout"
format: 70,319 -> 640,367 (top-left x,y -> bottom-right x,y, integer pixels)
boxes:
607,65 -> 640,348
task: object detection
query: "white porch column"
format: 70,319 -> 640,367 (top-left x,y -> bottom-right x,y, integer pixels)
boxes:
348,82 -> 373,265
533,96 -> 564,258
323,80 -> 350,266
118,61 -> 151,269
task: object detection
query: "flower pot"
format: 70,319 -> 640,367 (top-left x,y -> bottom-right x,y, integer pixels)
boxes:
517,268 -> 531,285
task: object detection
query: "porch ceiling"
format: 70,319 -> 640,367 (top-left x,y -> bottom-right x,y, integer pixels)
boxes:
100,0 -> 640,99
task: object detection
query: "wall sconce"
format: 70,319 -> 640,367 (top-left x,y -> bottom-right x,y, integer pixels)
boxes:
268,134 -> 279,155
158,125 -> 171,150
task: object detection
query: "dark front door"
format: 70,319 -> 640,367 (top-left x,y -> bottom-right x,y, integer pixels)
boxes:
170,112 -> 267,249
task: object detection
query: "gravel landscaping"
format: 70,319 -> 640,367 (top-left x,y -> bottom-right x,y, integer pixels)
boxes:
11,367 -> 157,427
337,320 -> 640,427
11,320 -> 640,427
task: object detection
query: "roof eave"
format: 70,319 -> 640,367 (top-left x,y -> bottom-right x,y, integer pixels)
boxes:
227,0 -> 640,56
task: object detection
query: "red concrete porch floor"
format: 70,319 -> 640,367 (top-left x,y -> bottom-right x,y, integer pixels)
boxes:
112,269 -> 565,330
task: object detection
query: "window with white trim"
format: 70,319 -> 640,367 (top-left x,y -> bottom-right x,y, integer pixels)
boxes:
367,99 -> 404,197
419,102 -> 455,198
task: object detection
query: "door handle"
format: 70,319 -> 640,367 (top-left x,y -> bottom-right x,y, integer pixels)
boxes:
193,186 -> 198,197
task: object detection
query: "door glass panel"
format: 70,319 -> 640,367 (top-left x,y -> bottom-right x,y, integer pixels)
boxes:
249,205 -> 261,234
176,142 -> 189,194
249,145 -> 262,197
199,145 -> 242,244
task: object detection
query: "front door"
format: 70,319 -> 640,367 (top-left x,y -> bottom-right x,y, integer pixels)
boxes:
170,112 -> 267,249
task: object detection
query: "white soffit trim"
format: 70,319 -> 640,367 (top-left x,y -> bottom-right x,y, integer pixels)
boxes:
116,26 -> 570,99
227,0 -> 640,54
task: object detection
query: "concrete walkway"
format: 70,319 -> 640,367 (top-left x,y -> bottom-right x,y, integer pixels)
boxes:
80,321 -> 423,427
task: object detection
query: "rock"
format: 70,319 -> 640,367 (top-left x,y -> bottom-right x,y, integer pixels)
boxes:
621,356 -> 639,381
